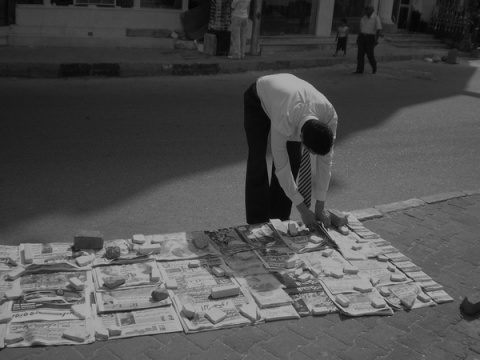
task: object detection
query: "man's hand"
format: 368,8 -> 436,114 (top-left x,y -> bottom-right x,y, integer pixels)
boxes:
315,201 -> 331,228
316,209 -> 331,228
297,202 -> 321,232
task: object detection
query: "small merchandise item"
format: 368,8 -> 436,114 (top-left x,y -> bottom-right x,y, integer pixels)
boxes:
105,246 -> 121,260
152,289 -> 169,302
182,303 -> 196,319
239,303 -> 258,321
165,279 -> 178,289
336,294 -> 350,307
132,234 -> 146,244
211,284 -> 240,299
371,297 -> 387,309
107,326 -> 122,337
62,328 -> 89,342
74,230 -> 104,250
104,276 -> 126,289
205,307 -> 227,324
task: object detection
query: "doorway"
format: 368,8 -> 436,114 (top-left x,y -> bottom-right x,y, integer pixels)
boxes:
393,0 -> 411,29
260,0 -> 318,36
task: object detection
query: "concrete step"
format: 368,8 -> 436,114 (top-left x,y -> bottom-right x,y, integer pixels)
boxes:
0,27 -> 9,46
383,33 -> 448,49
259,35 -> 358,52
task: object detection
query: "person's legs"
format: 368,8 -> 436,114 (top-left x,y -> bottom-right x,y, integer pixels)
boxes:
239,17 -> 248,58
355,34 -> 366,73
365,35 -> 377,73
244,82 -> 271,224
269,141 -> 301,221
229,17 -> 242,58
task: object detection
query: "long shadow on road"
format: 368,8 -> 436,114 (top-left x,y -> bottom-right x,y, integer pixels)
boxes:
1,61 -> 479,242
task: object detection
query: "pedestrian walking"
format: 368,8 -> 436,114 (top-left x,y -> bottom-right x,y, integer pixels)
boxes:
333,18 -> 349,57
243,73 -> 338,231
353,5 -> 382,74
228,0 -> 251,59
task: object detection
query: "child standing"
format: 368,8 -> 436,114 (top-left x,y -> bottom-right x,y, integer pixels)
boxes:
334,18 -> 349,57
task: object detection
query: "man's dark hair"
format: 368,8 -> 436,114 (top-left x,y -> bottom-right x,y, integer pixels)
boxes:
301,120 -> 334,156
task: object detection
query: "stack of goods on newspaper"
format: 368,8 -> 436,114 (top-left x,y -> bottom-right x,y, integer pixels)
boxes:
0,211 -> 453,347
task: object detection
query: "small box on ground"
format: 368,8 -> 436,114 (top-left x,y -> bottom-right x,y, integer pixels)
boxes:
74,230 -> 104,250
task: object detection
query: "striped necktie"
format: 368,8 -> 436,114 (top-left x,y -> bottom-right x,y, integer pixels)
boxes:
298,146 -> 312,208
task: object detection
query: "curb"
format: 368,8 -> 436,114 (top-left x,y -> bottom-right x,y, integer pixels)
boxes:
348,189 -> 480,221
0,52 -> 443,78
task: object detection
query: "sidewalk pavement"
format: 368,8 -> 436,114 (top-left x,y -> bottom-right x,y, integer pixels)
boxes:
0,42 -> 465,78
2,190 -> 480,360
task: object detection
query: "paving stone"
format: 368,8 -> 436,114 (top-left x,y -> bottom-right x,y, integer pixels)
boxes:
149,335 -> 202,360
358,321 -> 404,350
383,310 -> 424,333
259,330 -> 309,358
34,347 -> 86,360
404,207 -> 430,220
298,333 -> 348,359
416,310 -> 459,337
189,341 -> 242,360
337,337 -> 388,360
75,346 -> 122,360
223,326 -> 267,353
395,324 -> 441,355
241,345 -> 285,360
375,198 -> 425,213
421,192 -> 465,204
450,318 -> 480,341
287,315 -> 336,340
348,208 -> 382,221
427,345 -> 464,360
110,336 -> 165,360
323,318 -> 368,346
445,259 -> 476,277
377,341 -> 427,360
434,335 -> 470,359
188,328 -> 234,350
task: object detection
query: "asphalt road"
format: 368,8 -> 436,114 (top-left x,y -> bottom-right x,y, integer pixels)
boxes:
1,59 -> 480,244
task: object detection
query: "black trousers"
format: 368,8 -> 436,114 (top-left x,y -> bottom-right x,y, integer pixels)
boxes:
244,82 -> 301,224
356,33 -> 377,73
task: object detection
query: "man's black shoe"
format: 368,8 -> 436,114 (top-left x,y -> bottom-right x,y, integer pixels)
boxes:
352,71 -> 363,74
372,69 -> 377,74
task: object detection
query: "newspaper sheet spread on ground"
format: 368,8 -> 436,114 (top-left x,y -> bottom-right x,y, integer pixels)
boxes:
93,260 -> 159,292
93,239 -> 150,266
147,232 -> 221,261
383,282 -> 436,310
205,228 -> 253,256
20,243 -> 92,272
259,304 -> 300,321
6,318 -> 95,347
0,246 -> 20,271
0,216 -> 454,348
158,259 -> 257,333
235,273 -> 293,309
95,286 -> 171,313
11,271 -> 93,323
270,219 -> 335,253
290,290 -> 338,316
298,248 -> 351,276
223,250 -> 270,277
235,223 -> 288,250
324,287 -> 394,316
327,230 -> 383,260
95,306 -> 183,339
0,271 -> 19,297
0,323 -> 6,348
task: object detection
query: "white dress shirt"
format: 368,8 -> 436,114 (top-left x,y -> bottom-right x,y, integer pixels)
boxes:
256,73 -> 338,206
